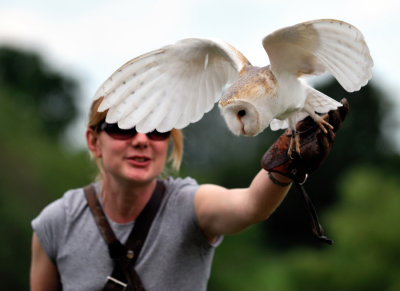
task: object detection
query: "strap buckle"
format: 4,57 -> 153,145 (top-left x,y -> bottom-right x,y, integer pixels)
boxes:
105,276 -> 128,290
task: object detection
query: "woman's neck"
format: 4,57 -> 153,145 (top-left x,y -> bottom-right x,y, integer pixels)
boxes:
101,178 -> 157,223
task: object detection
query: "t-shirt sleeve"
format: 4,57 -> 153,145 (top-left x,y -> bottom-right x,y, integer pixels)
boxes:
31,198 -> 66,263
164,177 -> 223,248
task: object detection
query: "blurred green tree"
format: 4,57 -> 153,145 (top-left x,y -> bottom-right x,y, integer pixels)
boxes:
0,46 -> 95,290
0,47 -> 78,139
209,165 -> 400,291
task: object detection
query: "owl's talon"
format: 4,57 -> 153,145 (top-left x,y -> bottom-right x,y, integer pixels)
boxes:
315,114 -> 334,134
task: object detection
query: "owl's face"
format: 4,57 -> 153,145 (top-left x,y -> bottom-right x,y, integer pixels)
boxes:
219,98 -> 274,136
219,66 -> 277,136
219,99 -> 260,136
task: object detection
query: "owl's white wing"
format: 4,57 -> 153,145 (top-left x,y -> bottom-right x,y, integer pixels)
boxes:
93,38 -> 250,132
262,19 -> 373,92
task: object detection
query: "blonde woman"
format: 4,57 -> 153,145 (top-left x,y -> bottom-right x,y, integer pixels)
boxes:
30,91 -> 348,290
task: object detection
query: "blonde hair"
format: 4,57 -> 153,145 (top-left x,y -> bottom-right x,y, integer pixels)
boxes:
87,98 -> 183,176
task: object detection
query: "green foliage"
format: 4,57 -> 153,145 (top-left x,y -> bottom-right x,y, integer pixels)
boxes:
0,46 -> 79,139
286,166 -> 400,291
209,166 -> 400,291
0,47 -> 96,290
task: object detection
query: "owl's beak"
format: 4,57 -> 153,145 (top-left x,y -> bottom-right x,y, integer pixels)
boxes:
236,109 -> 248,135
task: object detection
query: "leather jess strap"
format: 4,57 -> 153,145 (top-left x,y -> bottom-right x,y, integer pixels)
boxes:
84,181 -> 166,291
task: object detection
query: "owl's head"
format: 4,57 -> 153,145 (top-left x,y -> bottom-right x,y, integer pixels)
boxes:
218,66 -> 277,136
219,66 -> 276,136
219,98 -> 274,136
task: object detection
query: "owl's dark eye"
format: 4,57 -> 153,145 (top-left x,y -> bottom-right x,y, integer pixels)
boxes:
237,110 -> 246,117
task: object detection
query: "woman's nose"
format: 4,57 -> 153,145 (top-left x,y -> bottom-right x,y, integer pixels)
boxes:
131,133 -> 149,148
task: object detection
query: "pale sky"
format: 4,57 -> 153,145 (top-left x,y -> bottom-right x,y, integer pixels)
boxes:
1,0 -> 400,150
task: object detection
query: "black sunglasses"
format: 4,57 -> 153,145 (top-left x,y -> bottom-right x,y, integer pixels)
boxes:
96,121 -> 171,141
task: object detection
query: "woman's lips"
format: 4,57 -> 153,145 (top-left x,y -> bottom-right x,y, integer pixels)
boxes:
126,156 -> 151,166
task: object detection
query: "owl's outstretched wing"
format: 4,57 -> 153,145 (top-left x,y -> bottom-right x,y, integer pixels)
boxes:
262,19 -> 373,92
93,38 -> 250,132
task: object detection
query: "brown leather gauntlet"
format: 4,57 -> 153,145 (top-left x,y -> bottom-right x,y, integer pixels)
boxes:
261,98 -> 349,244
262,98 -> 349,183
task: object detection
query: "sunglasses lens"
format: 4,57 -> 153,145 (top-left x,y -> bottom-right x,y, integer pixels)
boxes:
147,130 -> 171,141
101,123 -> 137,140
107,131 -> 136,140
99,122 -> 170,141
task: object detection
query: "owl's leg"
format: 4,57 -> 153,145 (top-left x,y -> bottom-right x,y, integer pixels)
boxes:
287,116 -> 301,159
288,129 -> 301,159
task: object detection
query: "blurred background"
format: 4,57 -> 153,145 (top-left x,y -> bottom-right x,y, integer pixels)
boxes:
1,1 -> 400,290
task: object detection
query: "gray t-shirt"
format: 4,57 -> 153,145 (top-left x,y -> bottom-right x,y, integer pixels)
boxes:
32,177 -> 222,291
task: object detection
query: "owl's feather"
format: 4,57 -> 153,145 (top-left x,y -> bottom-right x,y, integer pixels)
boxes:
262,19 -> 373,92
94,38 -> 249,132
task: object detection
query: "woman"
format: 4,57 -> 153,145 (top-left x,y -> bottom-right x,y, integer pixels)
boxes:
30,93 -> 347,290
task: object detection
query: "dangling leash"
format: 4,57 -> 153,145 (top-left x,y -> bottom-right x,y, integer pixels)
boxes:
295,182 -> 333,245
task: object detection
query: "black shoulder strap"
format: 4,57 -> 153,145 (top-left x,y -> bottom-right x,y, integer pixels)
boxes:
84,181 -> 166,291
124,181 -> 166,260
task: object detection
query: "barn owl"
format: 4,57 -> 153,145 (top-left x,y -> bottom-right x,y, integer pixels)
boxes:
94,19 -> 373,154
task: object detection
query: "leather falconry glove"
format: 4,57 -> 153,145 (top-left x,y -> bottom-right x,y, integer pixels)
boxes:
262,98 -> 350,244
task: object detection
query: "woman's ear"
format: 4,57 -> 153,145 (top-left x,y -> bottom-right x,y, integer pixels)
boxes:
86,128 -> 102,158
